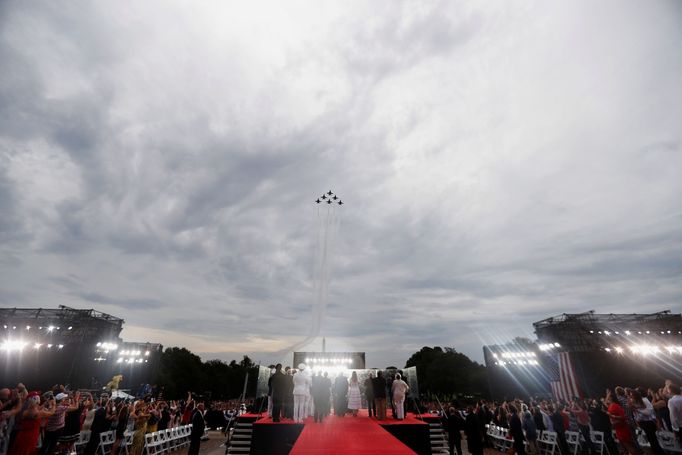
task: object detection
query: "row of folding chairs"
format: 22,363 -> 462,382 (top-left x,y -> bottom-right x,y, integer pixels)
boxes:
486,424 -> 514,452
72,425 -> 193,455
484,422 -> 614,455
563,430 -> 607,455
144,425 -> 193,455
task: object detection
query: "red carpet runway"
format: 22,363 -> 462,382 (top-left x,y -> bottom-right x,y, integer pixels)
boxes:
289,410 -> 419,455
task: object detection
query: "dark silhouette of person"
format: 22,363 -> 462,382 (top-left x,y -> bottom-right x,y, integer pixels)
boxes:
270,364 -> 287,422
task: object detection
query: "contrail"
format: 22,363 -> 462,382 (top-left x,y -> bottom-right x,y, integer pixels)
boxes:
275,191 -> 343,359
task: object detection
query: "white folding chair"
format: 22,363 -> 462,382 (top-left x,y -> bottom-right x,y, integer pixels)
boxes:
590,430 -> 605,455
99,431 -> 116,455
538,431 -> 558,455
565,431 -> 581,455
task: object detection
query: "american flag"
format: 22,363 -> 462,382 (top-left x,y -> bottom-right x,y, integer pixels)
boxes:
550,352 -> 581,401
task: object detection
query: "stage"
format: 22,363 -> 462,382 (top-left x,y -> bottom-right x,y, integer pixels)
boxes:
241,409 -> 432,455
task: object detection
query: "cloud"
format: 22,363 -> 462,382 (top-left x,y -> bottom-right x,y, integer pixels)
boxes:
0,0 -> 680,365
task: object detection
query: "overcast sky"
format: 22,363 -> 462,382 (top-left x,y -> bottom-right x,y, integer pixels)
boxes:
1,1 -> 681,368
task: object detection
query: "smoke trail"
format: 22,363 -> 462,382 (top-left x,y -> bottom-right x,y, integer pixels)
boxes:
276,202 -> 339,359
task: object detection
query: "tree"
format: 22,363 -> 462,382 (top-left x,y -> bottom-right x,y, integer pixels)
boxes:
156,347 -> 205,399
405,346 -> 487,398
155,349 -> 259,399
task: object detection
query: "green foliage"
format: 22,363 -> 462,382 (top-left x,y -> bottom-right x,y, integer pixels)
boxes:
405,346 -> 488,398
155,348 -> 258,399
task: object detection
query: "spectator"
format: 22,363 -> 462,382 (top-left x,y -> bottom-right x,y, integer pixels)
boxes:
667,384 -> 682,442
629,389 -> 665,455
187,403 -> 205,455
606,391 -> 636,455
10,392 -> 55,455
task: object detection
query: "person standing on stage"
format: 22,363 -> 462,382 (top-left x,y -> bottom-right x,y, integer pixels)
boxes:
322,372 -> 332,416
387,374 -> 396,419
270,364 -> 287,422
312,372 -> 325,423
373,371 -> 387,420
333,372 -> 348,417
347,372 -> 362,417
187,402 -> 205,455
391,373 -> 410,420
293,364 -> 311,423
284,367 -> 294,419
266,367 -> 275,417
364,373 -> 376,418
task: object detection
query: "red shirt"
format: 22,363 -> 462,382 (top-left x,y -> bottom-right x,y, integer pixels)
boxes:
608,403 -> 632,443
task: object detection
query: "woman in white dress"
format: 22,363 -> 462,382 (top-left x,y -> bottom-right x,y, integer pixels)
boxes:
391,373 -> 410,420
347,371 -> 362,417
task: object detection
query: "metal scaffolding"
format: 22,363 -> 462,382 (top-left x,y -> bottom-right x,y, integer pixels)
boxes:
533,310 -> 682,352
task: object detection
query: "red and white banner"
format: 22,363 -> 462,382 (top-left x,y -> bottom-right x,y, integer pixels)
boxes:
550,352 -> 581,401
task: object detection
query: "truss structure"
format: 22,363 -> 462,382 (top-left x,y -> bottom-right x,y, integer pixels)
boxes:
533,310 -> 682,352
0,305 -> 124,342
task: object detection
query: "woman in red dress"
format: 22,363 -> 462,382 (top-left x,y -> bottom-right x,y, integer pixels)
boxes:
10,392 -> 55,455
606,392 -> 636,455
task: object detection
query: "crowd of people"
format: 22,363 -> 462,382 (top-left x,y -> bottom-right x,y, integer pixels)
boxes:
266,364 -> 411,423
0,385 -> 207,455
4,373 -> 680,455
435,380 -> 681,455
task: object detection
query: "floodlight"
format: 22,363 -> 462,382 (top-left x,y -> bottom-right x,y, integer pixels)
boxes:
48,326 -> 55,332
615,347 -> 623,353
1,340 -> 28,351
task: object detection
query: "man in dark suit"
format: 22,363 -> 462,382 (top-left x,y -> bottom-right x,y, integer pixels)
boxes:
373,371 -> 387,420
333,373 -> 348,417
364,373 -> 376,417
188,402 -> 205,455
284,366 -> 294,419
270,364 -> 287,422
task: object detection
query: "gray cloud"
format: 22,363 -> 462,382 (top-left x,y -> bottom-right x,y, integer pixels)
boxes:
1,0 -> 681,365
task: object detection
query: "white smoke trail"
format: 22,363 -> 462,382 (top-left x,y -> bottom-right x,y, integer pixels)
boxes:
276,202 -> 339,359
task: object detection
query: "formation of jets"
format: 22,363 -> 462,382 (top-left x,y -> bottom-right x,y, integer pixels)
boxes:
315,190 -> 343,205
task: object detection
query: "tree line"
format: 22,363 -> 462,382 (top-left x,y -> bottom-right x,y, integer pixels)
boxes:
153,345 -> 488,400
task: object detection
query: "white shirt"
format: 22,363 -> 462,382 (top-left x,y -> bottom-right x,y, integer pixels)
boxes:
633,397 -> 656,422
293,372 -> 311,396
669,394 -> 682,431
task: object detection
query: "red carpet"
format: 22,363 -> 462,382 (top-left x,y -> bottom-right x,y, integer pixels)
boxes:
289,411 -> 417,455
